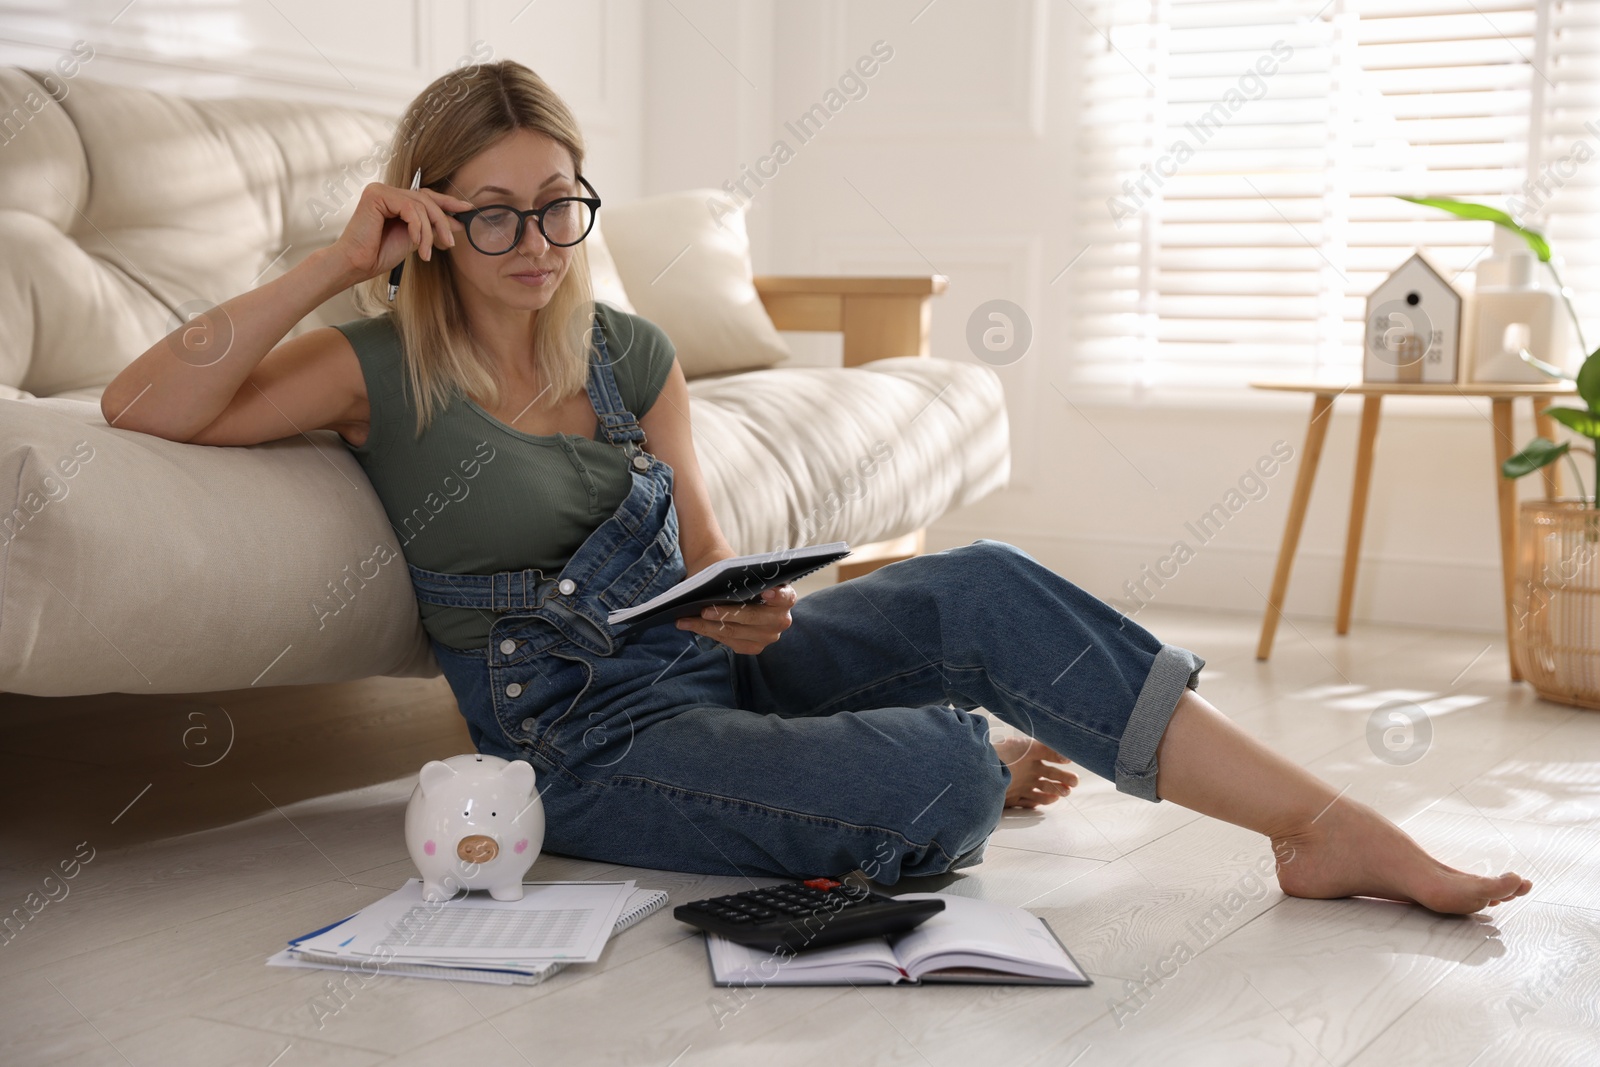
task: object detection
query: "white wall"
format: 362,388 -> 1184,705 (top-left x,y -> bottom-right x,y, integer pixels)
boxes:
2,0 -> 1538,634
0,0 -> 648,205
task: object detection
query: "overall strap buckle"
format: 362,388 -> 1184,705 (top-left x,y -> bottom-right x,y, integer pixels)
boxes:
584,308 -> 649,453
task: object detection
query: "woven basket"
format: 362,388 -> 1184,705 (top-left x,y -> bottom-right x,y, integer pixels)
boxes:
1514,499 -> 1600,710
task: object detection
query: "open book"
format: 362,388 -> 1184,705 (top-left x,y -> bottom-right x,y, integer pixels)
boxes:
704,892 -> 1091,986
606,541 -> 852,632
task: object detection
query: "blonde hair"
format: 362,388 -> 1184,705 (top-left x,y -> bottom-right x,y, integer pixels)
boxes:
353,59 -> 595,437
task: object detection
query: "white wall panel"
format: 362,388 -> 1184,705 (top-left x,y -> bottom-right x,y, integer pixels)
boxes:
0,0 -> 647,203
823,0 -> 1047,138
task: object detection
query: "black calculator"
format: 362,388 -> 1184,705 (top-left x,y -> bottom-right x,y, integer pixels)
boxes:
674,876 -> 946,952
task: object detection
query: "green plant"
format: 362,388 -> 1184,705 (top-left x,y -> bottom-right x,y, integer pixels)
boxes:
1400,196 -> 1600,505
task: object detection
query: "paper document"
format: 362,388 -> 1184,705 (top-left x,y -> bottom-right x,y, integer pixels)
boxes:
267,885 -> 671,987
293,880 -> 635,964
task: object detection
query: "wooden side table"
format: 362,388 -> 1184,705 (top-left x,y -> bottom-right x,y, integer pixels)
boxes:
1251,380 -> 1578,680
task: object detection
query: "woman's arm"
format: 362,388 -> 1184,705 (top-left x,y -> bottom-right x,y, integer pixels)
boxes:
639,359 -> 796,655
100,182 -> 469,442
639,358 -> 735,575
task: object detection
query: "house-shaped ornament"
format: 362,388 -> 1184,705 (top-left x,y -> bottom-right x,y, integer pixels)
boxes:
1363,251 -> 1464,384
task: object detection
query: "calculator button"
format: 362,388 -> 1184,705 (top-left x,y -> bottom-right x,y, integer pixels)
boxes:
803,878 -> 841,890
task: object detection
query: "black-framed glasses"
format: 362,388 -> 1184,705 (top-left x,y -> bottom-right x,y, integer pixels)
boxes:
449,175 -> 601,254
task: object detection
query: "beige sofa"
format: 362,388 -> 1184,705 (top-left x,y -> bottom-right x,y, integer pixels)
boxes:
0,69 -> 1011,697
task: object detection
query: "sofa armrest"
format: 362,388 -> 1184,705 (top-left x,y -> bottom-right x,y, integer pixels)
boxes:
750,276 -> 952,582
753,275 -> 947,368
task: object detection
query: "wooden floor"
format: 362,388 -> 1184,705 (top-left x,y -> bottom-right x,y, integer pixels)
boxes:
3,596 -> 1598,1066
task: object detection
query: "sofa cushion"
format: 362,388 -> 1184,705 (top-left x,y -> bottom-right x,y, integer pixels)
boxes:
686,357 -> 1010,552
0,69 -> 89,229
585,221 -> 635,314
0,69 -> 398,399
0,354 -> 1008,696
0,398 -> 436,697
599,189 -> 792,378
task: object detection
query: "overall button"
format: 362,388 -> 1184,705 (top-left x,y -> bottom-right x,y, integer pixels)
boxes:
631,454 -> 650,470
558,578 -> 577,596
506,682 -> 524,698
520,717 -> 536,733
500,639 -> 517,655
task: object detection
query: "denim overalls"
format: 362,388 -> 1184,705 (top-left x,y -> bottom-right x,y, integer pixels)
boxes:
409,311 -> 1207,884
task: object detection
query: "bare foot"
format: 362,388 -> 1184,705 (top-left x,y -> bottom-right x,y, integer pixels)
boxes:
1272,797 -> 1532,915
990,733 -> 1079,809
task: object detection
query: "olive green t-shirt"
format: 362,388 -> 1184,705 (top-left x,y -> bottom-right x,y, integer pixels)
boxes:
333,301 -> 676,652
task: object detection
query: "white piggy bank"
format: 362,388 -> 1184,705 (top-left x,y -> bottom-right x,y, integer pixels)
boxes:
404,753 -> 545,902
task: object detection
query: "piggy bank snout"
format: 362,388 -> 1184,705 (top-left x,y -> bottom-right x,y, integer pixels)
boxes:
456,834 -> 499,864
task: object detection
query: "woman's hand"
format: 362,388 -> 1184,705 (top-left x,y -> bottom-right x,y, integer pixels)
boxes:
330,181 -> 475,282
676,584 -> 798,655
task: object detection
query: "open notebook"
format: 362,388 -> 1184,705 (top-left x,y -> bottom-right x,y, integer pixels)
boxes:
705,892 -> 1091,986
606,542 -> 851,631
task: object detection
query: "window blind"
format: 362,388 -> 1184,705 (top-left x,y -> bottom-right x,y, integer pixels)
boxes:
1531,0 -> 1600,355
1070,0 -> 1572,394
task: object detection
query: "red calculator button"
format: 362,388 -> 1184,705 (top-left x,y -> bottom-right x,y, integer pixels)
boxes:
803,877 -> 841,891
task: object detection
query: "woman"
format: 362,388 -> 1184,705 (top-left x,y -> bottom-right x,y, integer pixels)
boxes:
102,60 -> 1528,914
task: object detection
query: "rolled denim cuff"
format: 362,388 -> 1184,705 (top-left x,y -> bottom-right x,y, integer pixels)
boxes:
1114,643 -> 1206,802
947,831 -> 992,873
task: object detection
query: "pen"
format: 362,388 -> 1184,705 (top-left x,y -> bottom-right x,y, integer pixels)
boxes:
388,167 -> 422,301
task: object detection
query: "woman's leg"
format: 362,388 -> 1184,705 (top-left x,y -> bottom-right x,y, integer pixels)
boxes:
737,539 -> 1530,913
544,700 -> 1010,882
735,539 -> 1193,806
1155,688 -> 1531,913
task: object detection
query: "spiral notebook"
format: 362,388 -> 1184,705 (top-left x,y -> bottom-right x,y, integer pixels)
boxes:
267,884 -> 670,987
